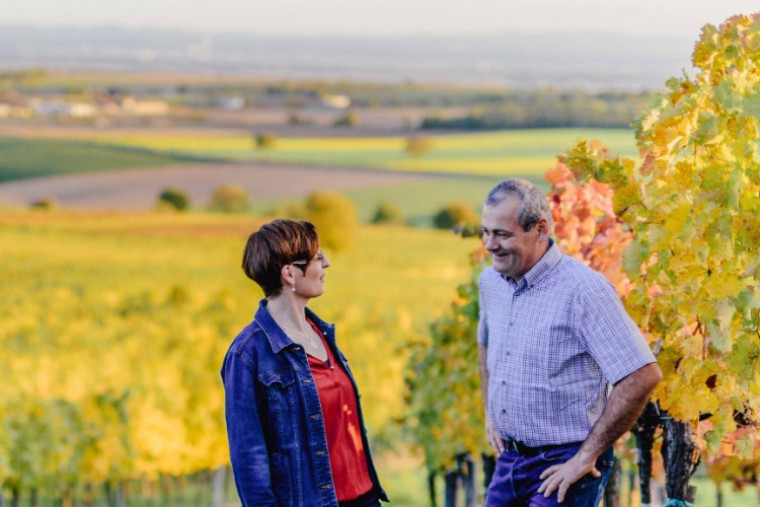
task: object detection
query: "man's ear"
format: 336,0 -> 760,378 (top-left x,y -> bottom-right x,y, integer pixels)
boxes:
535,218 -> 549,238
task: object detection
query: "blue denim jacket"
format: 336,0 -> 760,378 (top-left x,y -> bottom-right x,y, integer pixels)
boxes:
222,299 -> 388,506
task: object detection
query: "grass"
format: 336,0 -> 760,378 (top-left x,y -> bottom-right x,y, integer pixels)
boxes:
89,128 -> 638,177
0,138 -> 207,183
252,173 -> 548,228
249,177 -> 511,226
344,175 -> 552,225
374,457 -> 760,507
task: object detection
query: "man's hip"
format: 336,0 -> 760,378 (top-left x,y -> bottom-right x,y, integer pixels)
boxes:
485,441 -> 614,507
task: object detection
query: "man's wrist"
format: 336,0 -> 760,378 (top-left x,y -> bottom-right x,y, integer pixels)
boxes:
573,446 -> 598,465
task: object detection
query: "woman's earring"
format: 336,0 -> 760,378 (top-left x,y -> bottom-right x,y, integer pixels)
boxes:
291,282 -> 296,292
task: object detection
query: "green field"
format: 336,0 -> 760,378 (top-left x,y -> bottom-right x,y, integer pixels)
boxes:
90,128 -> 637,177
0,129 -> 633,225
251,177 -> 519,226
0,138 -> 209,182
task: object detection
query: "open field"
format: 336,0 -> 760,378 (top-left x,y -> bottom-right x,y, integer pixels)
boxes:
256,177 -> 524,226
0,138 -> 206,182
0,161 -> 440,211
0,127 -> 631,223
88,127 -> 638,177
0,127 -> 637,178
0,128 -> 603,223
1,212 -> 753,506
0,211 -> 479,502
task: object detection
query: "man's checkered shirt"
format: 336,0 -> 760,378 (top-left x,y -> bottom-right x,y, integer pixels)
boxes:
478,241 -> 656,447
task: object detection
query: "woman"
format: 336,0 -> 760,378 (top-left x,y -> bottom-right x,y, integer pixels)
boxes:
222,219 -> 387,507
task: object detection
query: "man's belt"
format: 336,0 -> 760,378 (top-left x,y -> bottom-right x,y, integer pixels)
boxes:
502,438 -> 582,457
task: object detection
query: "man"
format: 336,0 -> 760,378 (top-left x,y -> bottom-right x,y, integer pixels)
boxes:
478,179 -> 661,506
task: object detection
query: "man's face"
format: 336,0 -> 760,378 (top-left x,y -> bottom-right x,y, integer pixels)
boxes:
481,196 -> 547,281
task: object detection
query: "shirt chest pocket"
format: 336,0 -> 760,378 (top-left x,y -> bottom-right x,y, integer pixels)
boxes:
258,370 -> 298,447
538,321 -> 586,378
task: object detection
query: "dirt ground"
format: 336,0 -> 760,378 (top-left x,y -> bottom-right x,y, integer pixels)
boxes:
0,161 -> 439,211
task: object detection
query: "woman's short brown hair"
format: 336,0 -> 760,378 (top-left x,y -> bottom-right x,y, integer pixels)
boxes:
242,219 -> 319,297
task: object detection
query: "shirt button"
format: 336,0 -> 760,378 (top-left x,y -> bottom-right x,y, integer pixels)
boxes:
502,409 -> 506,414
303,379 -> 312,384
316,450 -> 326,456
501,381 -> 506,385
508,322 -> 514,326
321,484 -> 332,490
310,414 -> 320,420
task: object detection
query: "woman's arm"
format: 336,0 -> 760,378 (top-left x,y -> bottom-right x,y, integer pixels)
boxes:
222,350 -> 278,507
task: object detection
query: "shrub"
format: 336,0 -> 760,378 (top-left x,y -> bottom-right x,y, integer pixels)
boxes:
433,201 -> 480,233
254,132 -> 277,149
333,111 -> 358,128
208,184 -> 251,214
29,197 -> 57,211
405,135 -> 434,158
157,188 -> 190,211
275,201 -> 308,220
304,191 -> 359,251
371,201 -> 403,225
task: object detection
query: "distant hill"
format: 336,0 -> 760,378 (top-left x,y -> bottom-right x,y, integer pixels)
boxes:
0,25 -> 696,89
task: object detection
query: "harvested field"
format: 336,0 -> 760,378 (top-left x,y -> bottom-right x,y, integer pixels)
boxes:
0,162 -> 438,211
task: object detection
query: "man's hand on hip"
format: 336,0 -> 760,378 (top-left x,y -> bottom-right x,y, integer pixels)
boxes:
485,416 -> 505,454
537,451 -> 599,503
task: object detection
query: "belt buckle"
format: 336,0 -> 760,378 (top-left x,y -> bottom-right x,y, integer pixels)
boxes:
504,438 -> 520,453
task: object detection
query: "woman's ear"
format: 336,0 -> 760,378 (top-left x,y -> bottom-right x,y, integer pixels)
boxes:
280,264 -> 294,285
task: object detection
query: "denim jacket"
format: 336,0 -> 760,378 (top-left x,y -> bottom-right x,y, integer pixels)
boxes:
222,299 -> 388,506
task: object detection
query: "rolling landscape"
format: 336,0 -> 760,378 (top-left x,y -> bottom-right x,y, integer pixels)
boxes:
1,8 -> 759,507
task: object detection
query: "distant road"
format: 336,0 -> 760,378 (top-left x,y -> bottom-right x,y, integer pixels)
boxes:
0,162 -> 438,211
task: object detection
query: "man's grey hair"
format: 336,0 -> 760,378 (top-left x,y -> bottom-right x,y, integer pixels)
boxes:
485,178 -> 553,232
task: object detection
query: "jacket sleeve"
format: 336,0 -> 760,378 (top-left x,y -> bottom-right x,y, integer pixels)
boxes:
222,348 -> 278,507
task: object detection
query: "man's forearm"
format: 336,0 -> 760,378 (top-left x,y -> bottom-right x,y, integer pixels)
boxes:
577,363 -> 662,461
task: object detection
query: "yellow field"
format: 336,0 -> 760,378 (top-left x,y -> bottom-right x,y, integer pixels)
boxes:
0,211 -> 478,496
85,128 -> 637,177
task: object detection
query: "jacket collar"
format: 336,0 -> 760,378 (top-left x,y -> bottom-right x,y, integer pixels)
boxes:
254,299 -> 335,355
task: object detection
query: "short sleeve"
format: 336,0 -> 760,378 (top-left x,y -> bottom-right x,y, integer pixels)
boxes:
576,281 -> 656,385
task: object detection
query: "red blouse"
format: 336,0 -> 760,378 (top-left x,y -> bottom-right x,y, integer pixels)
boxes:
306,321 -> 373,502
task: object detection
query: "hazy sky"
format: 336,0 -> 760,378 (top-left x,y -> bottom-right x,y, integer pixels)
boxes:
1,0 -> 757,37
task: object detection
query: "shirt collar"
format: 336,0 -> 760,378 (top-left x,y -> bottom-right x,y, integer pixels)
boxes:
254,298 -> 334,354
502,239 -> 562,289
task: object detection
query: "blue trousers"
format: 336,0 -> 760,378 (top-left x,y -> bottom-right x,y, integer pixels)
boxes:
485,443 -> 614,507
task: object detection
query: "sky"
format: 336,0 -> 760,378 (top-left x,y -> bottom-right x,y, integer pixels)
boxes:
1,0 -> 758,37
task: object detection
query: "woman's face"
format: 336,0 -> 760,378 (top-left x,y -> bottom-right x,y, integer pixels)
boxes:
293,249 -> 330,298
